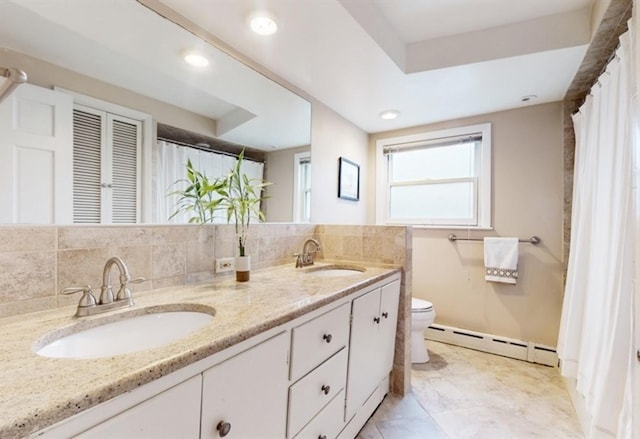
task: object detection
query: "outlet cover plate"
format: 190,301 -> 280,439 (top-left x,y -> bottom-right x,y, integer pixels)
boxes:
215,257 -> 235,273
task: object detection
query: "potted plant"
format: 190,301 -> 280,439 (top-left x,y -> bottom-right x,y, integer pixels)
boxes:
169,149 -> 269,282
219,149 -> 270,281
169,159 -> 226,223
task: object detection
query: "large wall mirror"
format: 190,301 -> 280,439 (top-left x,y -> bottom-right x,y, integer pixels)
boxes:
0,0 -> 311,225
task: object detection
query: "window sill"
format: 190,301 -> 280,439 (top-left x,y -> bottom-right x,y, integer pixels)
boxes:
389,224 -> 494,231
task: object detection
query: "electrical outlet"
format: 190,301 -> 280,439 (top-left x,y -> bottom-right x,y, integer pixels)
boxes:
215,257 -> 235,273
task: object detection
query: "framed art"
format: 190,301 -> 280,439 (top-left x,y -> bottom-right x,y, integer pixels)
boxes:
338,157 -> 360,201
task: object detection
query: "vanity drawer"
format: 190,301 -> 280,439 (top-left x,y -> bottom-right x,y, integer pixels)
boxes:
290,302 -> 350,381
288,348 -> 348,437
293,388 -> 345,439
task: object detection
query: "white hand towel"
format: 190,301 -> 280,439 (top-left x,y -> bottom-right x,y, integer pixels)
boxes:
484,237 -> 519,284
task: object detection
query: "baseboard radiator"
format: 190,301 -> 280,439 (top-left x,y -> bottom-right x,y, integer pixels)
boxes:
425,324 -> 558,367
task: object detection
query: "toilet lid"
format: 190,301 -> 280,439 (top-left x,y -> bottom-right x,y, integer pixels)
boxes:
412,298 -> 433,311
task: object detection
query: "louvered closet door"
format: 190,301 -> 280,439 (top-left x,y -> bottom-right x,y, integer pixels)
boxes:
108,114 -> 141,223
73,107 -> 104,223
73,106 -> 141,223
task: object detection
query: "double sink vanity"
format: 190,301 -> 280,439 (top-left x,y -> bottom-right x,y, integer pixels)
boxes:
0,261 -> 402,439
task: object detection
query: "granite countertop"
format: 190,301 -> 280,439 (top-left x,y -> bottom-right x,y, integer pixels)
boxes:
0,261 -> 400,438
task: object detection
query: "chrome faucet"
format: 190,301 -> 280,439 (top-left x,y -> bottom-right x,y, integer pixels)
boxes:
62,257 -> 145,317
295,238 -> 321,267
101,256 -> 133,304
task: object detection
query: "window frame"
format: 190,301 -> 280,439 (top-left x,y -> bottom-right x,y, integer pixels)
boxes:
292,151 -> 311,223
375,123 -> 492,229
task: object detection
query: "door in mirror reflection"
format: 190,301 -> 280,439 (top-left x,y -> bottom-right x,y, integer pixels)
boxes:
0,84 -> 73,224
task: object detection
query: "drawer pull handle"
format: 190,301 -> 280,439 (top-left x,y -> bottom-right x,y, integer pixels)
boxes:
373,317 -> 381,324
319,435 -> 327,439
323,333 -> 332,343
321,384 -> 331,395
217,421 -> 231,437
382,312 -> 389,319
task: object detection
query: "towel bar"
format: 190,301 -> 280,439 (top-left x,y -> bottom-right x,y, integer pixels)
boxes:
448,234 -> 541,245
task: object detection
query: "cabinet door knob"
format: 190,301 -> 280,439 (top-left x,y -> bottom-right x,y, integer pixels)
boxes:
217,421 -> 231,437
321,384 -> 331,395
323,333 -> 332,343
373,316 -> 381,324
382,312 -> 389,319
319,435 -> 327,439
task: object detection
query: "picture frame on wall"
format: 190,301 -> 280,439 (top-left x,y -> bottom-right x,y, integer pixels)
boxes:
338,157 -> 360,201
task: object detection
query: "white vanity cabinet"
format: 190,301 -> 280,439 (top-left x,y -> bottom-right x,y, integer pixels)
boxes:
288,303 -> 351,438
201,332 -> 289,438
75,375 -> 202,438
32,272 -> 402,439
345,279 -> 400,421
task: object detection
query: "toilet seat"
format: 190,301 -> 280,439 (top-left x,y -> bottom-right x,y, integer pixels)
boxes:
412,298 -> 433,312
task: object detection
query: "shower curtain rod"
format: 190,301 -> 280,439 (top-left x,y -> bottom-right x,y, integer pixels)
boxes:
0,67 -> 27,103
448,234 -> 541,245
157,137 -> 264,163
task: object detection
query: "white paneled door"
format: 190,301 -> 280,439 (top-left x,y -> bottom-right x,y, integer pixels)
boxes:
0,84 -> 73,224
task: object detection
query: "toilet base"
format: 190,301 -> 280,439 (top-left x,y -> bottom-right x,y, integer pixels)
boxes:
411,330 -> 430,363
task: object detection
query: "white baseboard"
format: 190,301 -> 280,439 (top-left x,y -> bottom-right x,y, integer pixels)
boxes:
425,324 -> 558,367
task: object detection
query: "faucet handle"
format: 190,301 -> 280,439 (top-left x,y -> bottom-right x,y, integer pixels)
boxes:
61,285 -> 89,295
116,277 -> 144,302
62,285 -> 97,308
294,253 -> 304,268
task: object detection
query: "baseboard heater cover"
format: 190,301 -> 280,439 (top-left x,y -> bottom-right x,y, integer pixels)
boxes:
425,324 -> 558,367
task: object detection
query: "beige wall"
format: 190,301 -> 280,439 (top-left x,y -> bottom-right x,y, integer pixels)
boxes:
311,102 -> 370,224
264,145 -> 310,222
369,102 -> 564,346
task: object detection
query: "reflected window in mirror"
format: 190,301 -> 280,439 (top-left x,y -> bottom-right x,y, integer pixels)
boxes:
293,152 -> 311,223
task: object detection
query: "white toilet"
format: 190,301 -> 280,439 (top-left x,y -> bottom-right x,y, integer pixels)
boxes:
411,297 -> 436,363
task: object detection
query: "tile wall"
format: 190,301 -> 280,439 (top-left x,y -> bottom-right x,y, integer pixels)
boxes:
0,223 -> 412,393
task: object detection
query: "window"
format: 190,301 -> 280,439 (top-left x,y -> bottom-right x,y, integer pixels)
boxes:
376,123 -> 491,228
293,152 -> 311,223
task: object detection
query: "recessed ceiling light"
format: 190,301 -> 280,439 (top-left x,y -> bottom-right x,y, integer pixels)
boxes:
380,110 -> 399,120
183,51 -> 209,67
248,11 -> 278,36
521,95 -> 537,103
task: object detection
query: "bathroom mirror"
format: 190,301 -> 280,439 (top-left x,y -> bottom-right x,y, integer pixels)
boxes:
0,0 -> 311,224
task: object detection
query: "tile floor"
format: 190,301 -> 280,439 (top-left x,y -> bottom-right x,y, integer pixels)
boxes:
358,341 -> 583,438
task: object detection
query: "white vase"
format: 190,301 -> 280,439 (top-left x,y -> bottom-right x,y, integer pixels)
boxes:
235,255 -> 251,282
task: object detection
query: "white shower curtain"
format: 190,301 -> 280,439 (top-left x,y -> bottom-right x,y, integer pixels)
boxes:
153,140 -> 190,223
557,26 -> 637,438
152,140 -> 265,224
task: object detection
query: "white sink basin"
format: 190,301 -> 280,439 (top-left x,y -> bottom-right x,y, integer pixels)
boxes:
35,305 -> 215,359
304,265 -> 366,277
